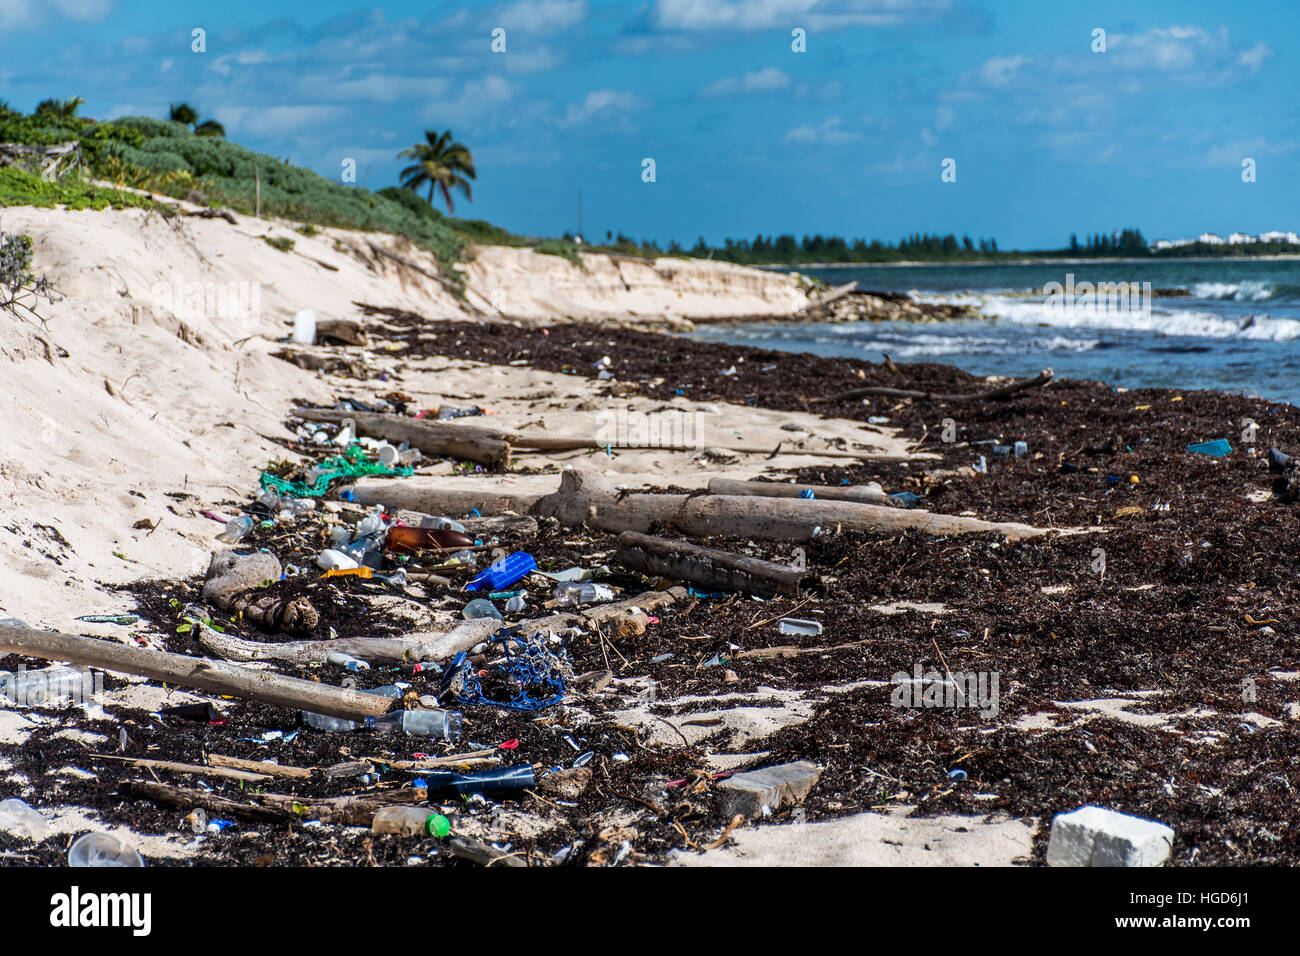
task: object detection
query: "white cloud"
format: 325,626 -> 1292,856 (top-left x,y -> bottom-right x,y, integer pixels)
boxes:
561,89 -> 646,126
979,54 -> 1029,87
496,0 -> 587,32
0,0 -> 113,28
215,105 -> 345,138
654,0 -> 956,31
702,67 -> 790,97
1239,41 -> 1273,71
783,115 -> 862,144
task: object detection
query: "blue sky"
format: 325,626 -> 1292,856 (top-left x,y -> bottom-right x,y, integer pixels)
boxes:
2,0 -> 1296,248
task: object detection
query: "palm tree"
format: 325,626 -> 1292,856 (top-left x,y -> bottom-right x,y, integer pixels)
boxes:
398,130 -> 476,214
35,97 -> 84,121
168,103 -> 198,125
167,103 -> 225,138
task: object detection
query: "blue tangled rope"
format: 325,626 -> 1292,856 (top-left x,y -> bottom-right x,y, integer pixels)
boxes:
442,625 -> 570,712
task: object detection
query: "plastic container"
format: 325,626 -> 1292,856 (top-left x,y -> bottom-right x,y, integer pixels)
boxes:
464,552 -> 536,592
888,492 -> 921,508
68,832 -> 145,867
435,404 -> 483,421
371,806 -> 451,837
216,515 -> 254,543
290,309 -> 316,345
365,708 -> 463,742
0,798 -> 51,841
552,582 -> 616,607
423,764 -> 536,798
778,618 -> 823,637
317,549 -> 361,571
462,598 -> 503,621
385,526 -> 476,555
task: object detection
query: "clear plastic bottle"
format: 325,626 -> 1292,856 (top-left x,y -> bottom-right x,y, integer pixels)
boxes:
302,711 -> 360,732
326,651 -> 370,671
365,708 -> 463,742
216,515 -> 254,543
371,806 -> 451,837
462,598 -> 503,621
552,582 -> 615,607
0,797 -> 51,841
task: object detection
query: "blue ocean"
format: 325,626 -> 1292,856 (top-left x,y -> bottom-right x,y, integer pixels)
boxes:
690,259 -> 1300,405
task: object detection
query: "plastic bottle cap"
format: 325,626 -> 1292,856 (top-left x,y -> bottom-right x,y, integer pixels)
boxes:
426,813 -> 451,838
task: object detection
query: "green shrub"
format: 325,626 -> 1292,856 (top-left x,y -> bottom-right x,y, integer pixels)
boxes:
0,166 -> 158,211
264,235 -> 295,252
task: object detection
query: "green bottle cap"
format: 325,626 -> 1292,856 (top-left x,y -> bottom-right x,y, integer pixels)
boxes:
425,813 -> 451,838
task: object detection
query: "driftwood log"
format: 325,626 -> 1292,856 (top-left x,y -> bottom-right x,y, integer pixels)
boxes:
0,625 -> 393,721
616,531 -> 811,598
351,470 -> 1052,541
531,470 -> 1050,541
814,368 -> 1054,405
202,551 -> 318,634
193,618 -> 498,665
295,407 -> 910,469
706,478 -> 898,506
120,780 -> 427,826
291,407 -> 512,468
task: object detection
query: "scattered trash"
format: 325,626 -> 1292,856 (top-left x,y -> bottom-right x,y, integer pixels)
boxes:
325,651 -> 370,671
74,614 -> 140,625
366,708 -> 463,741
158,702 -> 218,722
384,526 -> 475,555
888,492 -> 921,508
290,309 -> 317,345
947,768 -> 968,781
778,618 -> 823,637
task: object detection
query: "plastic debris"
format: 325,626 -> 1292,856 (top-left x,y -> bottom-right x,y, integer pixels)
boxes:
74,614 -> 140,625
462,598 -> 504,621
260,444 -> 412,498
778,618 -> 823,637
1187,439 -> 1232,456
67,832 -> 144,867
0,798 -> 51,842
443,625 -> 570,712
464,552 -> 537,592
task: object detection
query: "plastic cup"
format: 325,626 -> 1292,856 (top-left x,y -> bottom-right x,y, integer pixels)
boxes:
68,832 -> 145,868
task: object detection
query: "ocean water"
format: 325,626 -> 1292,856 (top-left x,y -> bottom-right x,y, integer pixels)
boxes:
689,259 -> 1300,405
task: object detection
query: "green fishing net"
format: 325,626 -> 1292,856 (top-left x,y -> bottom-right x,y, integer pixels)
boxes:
260,444 -> 412,497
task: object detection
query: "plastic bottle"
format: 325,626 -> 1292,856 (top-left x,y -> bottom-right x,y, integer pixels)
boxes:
326,651 -> 370,672
423,764 -> 536,798
0,797 -> 51,841
68,832 -> 144,867
365,708 -> 463,742
317,549 -> 360,572
302,711 -> 360,732
552,582 -> 615,607
462,598 -> 503,621
384,526 -> 476,555
371,806 -> 451,837
464,552 -> 537,592
216,515 -> 254,543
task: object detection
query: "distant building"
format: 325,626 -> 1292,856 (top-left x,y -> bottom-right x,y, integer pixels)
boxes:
1197,232 -> 1225,245
1259,230 -> 1300,244
1227,232 -> 1256,244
